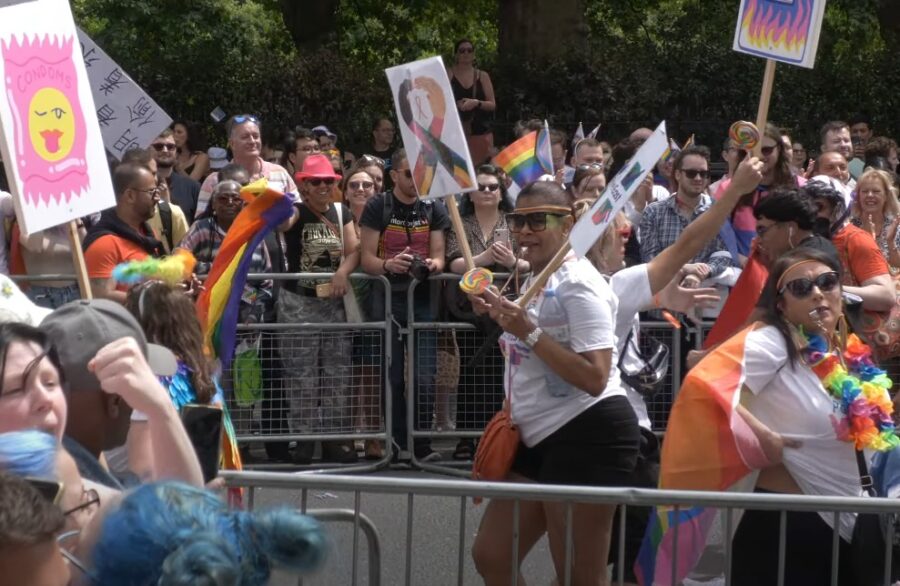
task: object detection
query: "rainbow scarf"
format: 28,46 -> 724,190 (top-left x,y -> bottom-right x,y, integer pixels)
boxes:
196,179 -> 293,368
802,331 -> 899,451
635,326 -> 766,585
492,129 -> 553,189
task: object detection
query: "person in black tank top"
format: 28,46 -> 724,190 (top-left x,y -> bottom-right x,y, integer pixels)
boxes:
449,39 -> 497,166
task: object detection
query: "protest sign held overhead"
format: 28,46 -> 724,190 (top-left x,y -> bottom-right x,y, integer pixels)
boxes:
76,27 -> 172,160
386,56 -> 476,201
732,0 -> 827,69
0,0 -> 115,236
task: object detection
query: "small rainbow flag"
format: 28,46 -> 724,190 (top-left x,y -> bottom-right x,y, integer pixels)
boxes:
196,179 -> 294,368
635,326 -> 766,585
493,127 -> 554,191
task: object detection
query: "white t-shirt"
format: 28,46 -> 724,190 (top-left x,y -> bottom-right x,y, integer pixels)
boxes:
742,325 -> 866,541
500,256 -> 626,446
610,265 -> 653,430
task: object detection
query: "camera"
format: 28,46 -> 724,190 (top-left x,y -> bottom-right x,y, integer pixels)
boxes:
407,254 -> 432,281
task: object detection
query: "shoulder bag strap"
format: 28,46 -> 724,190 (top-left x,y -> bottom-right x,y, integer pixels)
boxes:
856,449 -> 877,497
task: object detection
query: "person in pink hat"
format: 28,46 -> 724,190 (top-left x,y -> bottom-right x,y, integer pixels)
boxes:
277,154 -> 360,464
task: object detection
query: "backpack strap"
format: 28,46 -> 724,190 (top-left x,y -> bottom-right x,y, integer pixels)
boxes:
158,200 -> 174,253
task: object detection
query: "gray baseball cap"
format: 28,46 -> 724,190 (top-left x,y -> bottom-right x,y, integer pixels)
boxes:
39,299 -> 178,392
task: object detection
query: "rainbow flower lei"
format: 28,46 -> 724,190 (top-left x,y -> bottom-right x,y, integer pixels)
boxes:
801,330 -> 900,452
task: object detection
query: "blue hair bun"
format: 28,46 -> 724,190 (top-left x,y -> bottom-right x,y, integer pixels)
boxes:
250,509 -> 328,572
159,534 -> 240,586
0,429 -> 57,479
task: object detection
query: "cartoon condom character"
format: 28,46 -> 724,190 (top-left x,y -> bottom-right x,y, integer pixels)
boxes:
2,35 -> 89,206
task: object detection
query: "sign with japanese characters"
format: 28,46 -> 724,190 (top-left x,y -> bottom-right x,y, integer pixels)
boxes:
76,27 -> 171,160
0,0 -> 115,236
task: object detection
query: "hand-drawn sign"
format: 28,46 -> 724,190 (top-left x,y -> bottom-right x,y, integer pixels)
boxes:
732,0 -> 827,69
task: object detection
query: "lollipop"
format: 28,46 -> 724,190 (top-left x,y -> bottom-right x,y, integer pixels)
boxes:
729,121 -> 760,151
459,267 -> 494,295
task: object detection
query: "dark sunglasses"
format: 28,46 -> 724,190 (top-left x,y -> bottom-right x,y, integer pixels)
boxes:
680,169 -> 709,179
478,183 -> 500,192
307,178 -> 336,186
760,145 -> 776,156
232,114 -> 259,125
778,271 -> 840,298
507,211 -> 568,233
150,143 -> 177,152
348,180 -> 374,190
359,154 -> 385,168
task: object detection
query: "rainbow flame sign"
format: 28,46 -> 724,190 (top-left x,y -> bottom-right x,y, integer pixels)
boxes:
732,0 -> 827,69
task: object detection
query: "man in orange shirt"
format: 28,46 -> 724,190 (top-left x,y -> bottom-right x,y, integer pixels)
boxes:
83,161 -> 165,303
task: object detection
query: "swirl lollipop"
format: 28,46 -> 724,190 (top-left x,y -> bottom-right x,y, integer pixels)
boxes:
729,121 -> 760,151
459,267 -> 494,295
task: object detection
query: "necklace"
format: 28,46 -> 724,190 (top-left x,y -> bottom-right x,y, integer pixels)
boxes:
801,329 -> 900,451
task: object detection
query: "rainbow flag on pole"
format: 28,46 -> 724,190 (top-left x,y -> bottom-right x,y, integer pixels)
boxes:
493,126 -> 554,196
635,326 -> 766,585
196,179 -> 293,369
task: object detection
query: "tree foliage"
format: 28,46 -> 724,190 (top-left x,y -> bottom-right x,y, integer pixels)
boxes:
71,0 -> 900,152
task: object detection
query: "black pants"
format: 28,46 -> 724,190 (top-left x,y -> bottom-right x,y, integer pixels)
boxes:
731,495 -> 853,586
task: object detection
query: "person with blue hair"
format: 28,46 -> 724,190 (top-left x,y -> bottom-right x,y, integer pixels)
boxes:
75,481 -> 327,586
0,427 -> 57,479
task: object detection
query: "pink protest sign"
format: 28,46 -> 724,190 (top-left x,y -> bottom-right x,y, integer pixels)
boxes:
0,0 -> 114,236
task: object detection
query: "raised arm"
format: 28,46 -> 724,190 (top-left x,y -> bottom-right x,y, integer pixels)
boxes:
646,154 -> 763,294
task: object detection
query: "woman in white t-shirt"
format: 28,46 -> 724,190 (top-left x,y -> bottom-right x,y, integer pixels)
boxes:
469,180 -> 639,586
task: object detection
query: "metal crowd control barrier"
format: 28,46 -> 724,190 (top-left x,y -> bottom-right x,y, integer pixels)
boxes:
406,274 -> 513,475
224,470 -> 899,586
300,508 -> 382,586
228,273 -> 393,473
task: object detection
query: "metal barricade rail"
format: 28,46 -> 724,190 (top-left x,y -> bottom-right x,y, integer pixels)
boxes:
224,470 -> 899,586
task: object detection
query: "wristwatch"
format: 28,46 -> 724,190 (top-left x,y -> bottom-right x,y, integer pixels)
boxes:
522,327 -> 543,349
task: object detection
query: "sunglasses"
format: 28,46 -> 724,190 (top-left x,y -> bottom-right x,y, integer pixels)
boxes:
307,178 -> 336,186
359,154 -> 385,168
150,143 -> 177,152
577,163 -> 604,172
348,180 -> 374,190
507,211 -> 569,233
680,169 -> 709,179
478,183 -> 500,192
778,271 -> 840,298
760,145 -> 776,156
232,114 -> 259,125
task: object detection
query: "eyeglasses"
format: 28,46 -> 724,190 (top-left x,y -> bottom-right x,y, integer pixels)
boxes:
760,145 -> 776,156
63,488 -> 100,518
348,180 -> 374,191
478,183 -> 500,192
307,178 -> 336,186
150,143 -> 177,152
778,271 -> 840,298
232,114 -> 259,125
214,193 -> 243,204
457,47 -> 474,54
131,186 -> 160,197
359,154 -> 385,168
755,222 -> 780,237
680,169 -> 709,179
507,211 -> 569,233
577,163 -> 604,172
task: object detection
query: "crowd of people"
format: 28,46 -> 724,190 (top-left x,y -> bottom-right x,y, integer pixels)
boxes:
0,34 -> 898,584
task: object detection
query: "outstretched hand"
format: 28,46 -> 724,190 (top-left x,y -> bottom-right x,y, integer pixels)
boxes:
657,277 -> 720,314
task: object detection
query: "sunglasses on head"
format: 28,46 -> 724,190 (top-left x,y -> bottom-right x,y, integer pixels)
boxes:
307,178 -> 336,187
760,145 -> 776,156
359,154 -> 385,168
680,169 -> 709,179
778,271 -> 840,298
232,114 -> 259,125
507,209 -> 570,233
348,180 -> 374,190
150,143 -> 176,152
477,183 -> 500,192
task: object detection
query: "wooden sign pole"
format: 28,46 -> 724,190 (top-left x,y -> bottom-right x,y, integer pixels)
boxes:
752,59 -> 777,156
444,195 -> 476,271
66,220 -> 92,300
517,243 -> 569,308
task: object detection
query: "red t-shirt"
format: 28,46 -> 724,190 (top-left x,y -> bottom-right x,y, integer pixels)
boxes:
832,224 -> 889,284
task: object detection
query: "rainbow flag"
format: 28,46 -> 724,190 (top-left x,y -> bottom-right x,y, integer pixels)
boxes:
493,127 -> 554,190
635,326 -> 767,585
196,179 -> 293,368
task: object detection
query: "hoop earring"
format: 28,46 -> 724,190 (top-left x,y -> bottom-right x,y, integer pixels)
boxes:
788,227 -> 795,249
